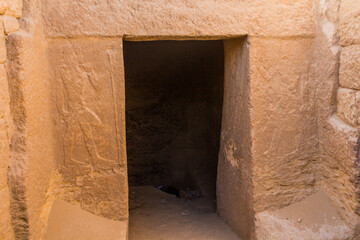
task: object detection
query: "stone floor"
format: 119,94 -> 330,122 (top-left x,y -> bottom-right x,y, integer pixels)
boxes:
46,199 -> 127,240
129,186 -> 240,240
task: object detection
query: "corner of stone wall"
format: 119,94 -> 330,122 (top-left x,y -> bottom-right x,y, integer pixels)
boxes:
0,0 -> 24,239
4,0 -> 58,238
335,0 -> 360,227
315,0 -> 360,233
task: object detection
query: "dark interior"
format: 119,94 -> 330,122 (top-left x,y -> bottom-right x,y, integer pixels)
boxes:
124,40 -> 224,198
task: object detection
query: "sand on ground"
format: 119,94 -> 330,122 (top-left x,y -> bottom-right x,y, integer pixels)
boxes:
129,186 -> 241,240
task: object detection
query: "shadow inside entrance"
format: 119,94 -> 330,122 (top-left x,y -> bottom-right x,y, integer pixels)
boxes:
124,40 -> 239,239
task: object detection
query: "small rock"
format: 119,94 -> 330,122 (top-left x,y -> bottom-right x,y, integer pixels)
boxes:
297,217 -> 302,223
2,15 -> 19,34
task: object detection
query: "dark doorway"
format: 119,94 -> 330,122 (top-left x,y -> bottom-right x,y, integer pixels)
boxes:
124,40 -> 235,239
124,40 -> 224,198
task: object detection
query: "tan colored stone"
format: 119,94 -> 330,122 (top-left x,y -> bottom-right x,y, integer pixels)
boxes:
48,38 -> 128,221
0,63 -> 14,240
3,0 -> 360,239
320,115 -> 359,225
3,15 -> 19,34
250,37 -> 317,212
256,191 -> 352,240
340,45 -> 360,90
6,27 -> 55,239
43,0 -> 314,38
337,88 -> 360,127
339,0 -> 360,46
5,0 -> 22,18
0,0 -> 7,15
0,18 -> 6,64
217,38 -> 254,240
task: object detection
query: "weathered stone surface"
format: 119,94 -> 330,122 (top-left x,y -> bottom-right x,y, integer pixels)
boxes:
0,63 -> 15,240
320,115 -> 359,225
0,18 -> 6,63
43,0 -> 314,38
217,38 -> 254,240
337,88 -> 360,127
6,25 -> 55,238
3,15 -> 19,34
0,0 -> 6,15
3,0 -> 360,239
48,38 -> 128,221
340,45 -> 360,90
5,0 -> 22,18
250,37 -> 317,212
339,0 -> 360,46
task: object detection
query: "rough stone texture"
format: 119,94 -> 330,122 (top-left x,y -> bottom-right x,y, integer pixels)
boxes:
337,88 -> 360,127
6,7 -> 55,238
339,0 -> 360,46
250,37 -> 318,212
0,1 -> 23,239
340,45 -> 360,89
43,0 -> 315,38
48,38 -> 128,221
2,0 -> 360,239
2,15 -> 19,34
0,17 -> 6,63
0,63 -> 15,240
0,0 -> 6,15
315,0 -> 360,233
5,0 -> 22,18
321,116 -> 360,224
217,38 -> 254,240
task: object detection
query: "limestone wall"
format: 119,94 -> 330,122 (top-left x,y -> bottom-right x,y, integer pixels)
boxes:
1,0 -> 56,239
0,1 -> 21,239
2,0 -> 360,239
335,0 -> 360,222
42,1 -> 319,239
313,0 -> 360,229
47,38 -> 128,222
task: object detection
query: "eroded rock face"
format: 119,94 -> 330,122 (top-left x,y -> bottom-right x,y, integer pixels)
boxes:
340,45 -> 360,89
48,38 -> 128,221
0,1 -> 21,239
1,0 -> 360,239
337,88 -> 360,127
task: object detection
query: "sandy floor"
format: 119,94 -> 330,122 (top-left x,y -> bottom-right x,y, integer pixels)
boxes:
256,190 -> 352,240
129,186 -> 241,240
46,199 -> 127,240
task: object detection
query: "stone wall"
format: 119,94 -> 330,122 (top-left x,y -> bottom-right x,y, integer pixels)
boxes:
47,38 -> 128,222
338,0 -> 360,128
1,0 -> 57,239
0,1 -> 21,239
1,0 -> 360,239
42,1 -> 319,239
336,0 -> 360,221
314,0 -> 360,229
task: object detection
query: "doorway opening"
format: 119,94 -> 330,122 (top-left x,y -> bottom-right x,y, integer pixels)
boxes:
124,40 -> 239,239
